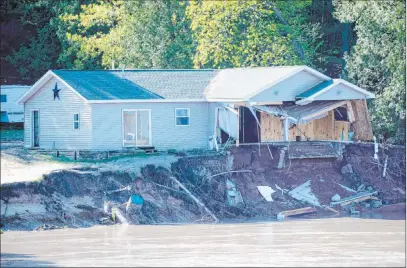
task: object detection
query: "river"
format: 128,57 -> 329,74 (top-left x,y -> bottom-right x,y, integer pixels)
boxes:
1,218 -> 405,267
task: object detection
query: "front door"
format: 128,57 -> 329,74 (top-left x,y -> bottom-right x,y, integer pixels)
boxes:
123,110 -> 151,147
32,110 -> 39,147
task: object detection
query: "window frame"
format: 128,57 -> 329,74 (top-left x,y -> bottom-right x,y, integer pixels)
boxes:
73,113 -> 80,130
175,108 -> 190,127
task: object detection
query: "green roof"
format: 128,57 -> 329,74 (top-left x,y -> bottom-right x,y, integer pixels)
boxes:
296,80 -> 334,99
52,69 -> 218,101
53,70 -> 163,100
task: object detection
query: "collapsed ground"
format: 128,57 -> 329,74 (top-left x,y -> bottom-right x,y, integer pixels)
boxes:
0,142 -> 405,231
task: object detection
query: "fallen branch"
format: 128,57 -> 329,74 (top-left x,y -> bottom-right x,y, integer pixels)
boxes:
170,176 -> 219,223
209,170 -> 252,178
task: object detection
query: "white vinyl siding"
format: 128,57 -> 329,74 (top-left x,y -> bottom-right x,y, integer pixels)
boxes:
313,84 -> 368,101
249,71 -> 323,102
92,102 -> 210,151
24,77 -> 92,149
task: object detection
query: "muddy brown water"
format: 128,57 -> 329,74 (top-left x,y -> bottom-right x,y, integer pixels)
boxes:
1,218 -> 405,267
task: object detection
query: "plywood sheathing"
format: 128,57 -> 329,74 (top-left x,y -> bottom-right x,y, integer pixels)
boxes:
260,112 -> 284,141
349,100 -> 373,141
260,111 -> 350,141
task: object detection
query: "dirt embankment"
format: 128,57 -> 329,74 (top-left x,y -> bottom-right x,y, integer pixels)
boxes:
1,143 -> 405,231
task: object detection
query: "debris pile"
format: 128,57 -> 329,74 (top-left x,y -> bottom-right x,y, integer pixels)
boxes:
0,143 -> 405,231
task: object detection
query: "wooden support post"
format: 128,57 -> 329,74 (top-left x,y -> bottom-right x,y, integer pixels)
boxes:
236,106 -> 240,147
283,118 -> 289,141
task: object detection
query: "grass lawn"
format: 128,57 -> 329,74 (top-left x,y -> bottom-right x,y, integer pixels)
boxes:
0,129 -> 24,142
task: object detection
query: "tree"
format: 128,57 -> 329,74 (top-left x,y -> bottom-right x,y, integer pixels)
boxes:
186,0 -> 325,69
334,0 -> 406,144
58,0 -> 195,70
5,0 -> 86,80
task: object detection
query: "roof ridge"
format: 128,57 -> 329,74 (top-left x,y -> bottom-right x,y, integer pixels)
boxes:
52,69 -> 217,72
52,66 -> 305,72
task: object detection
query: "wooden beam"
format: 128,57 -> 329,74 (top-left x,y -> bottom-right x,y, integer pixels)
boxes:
346,101 -> 355,123
236,107 -> 240,147
283,117 -> 289,141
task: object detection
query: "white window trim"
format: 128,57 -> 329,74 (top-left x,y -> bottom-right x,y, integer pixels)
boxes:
122,109 -> 152,147
30,109 -> 39,147
73,113 -> 80,130
175,108 -> 190,127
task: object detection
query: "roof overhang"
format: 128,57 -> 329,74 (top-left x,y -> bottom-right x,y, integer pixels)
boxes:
88,99 -> 207,103
16,70 -> 88,104
245,66 -> 331,101
253,100 -> 348,125
295,79 -> 375,105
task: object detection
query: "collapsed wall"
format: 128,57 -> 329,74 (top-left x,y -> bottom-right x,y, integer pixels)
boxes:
1,143 -> 405,231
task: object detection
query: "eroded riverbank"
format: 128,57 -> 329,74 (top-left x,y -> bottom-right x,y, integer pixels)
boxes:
1,143 -> 405,231
1,218 -> 405,267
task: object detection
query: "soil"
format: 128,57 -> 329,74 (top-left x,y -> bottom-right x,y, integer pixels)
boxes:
0,143 -> 405,231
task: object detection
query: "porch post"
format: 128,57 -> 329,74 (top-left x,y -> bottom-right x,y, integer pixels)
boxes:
283,117 -> 289,141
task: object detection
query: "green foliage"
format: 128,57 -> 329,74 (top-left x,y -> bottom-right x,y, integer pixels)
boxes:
186,0 -> 325,68
2,0 -> 405,143
334,0 -> 406,144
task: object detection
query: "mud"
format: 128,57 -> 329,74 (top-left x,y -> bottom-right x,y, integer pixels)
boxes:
0,143 -> 405,231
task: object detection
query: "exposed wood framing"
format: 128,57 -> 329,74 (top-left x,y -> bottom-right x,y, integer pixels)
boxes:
346,101 -> 355,123
349,100 -> 373,141
260,112 -> 283,141
260,111 -> 350,141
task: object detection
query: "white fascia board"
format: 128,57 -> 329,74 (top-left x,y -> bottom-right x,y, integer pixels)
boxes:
302,66 -> 331,81
16,70 -> 89,104
295,79 -> 375,105
245,66 -> 331,101
50,71 -> 89,103
88,99 -> 207,104
245,67 -> 304,100
16,70 -> 53,104
334,79 -> 375,99
206,98 -> 245,102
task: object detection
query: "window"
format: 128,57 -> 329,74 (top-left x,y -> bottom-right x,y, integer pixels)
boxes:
334,107 -> 348,121
74,113 -> 80,129
175,108 -> 190,126
0,95 -> 7,102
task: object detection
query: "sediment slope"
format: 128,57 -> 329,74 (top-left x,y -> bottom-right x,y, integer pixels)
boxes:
1,143 -> 405,231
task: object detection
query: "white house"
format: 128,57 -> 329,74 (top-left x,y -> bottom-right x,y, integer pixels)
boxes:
17,66 -> 375,151
1,85 -> 31,123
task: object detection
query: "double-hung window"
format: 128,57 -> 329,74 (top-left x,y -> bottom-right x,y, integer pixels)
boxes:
74,113 -> 80,129
175,108 -> 190,126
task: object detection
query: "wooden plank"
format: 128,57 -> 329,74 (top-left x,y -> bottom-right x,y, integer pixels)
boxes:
277,207 -> 317,220
346,101 -> 355,123
260,113 -> 283,141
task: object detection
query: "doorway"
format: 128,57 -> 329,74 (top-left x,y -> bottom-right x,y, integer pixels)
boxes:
31,110 -> 39,147
122,109 -> 152,147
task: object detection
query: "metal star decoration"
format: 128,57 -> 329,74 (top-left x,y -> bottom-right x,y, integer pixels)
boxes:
53,82 -> 61,100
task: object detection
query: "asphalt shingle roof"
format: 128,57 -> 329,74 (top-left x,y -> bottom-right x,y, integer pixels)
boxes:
117,70 -> 217,99
52,70 -> 164,100
296,79 -> 334,99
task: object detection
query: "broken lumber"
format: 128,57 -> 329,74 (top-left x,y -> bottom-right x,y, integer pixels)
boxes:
330,191 -> 379,207
322,205 -> 339,215
170,176 -> 219,223
277,207 -> 316,220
